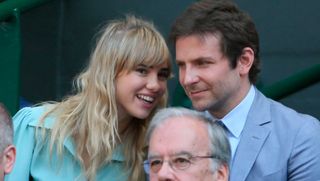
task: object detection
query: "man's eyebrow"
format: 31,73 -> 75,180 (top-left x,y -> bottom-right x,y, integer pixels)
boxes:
176,58 -> 191,63
148,151 -> 193,159
194,57 -> 216,62
171,151 -> 193,157
148,153 -> 162,160
176,56 -> 215,63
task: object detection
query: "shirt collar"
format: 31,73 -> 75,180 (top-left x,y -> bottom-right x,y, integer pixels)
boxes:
28,111 -> 125,162
223,85 -> 255,138
207,85 -> 255,138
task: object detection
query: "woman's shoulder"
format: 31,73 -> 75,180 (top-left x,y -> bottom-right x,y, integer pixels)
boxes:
13,105 -> 56,128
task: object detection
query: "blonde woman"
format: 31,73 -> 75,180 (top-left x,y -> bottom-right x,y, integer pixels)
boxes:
6,15 -> 171,181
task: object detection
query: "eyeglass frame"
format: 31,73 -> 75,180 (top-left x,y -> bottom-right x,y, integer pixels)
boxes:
143,153 -> 219,174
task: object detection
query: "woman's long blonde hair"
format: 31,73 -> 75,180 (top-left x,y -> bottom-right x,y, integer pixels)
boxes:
39,15 -> 171,181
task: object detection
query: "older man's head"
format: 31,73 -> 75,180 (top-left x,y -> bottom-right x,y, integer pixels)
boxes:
145,107 -> 230,181
0,103 -> 16,181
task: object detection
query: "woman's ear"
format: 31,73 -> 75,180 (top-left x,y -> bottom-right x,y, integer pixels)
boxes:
3,145 -> 16,174
238,47 -> 254,76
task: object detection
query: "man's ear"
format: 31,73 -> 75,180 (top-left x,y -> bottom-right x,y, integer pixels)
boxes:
238,47 -> 254,76
215,163 -> 229,181
3,145 -> 16,174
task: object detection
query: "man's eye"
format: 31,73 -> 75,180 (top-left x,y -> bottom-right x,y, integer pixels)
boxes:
197,61 -> 208,66
176,62 -> 185,68
173,157 -> 191,166
150,160 -> 162,166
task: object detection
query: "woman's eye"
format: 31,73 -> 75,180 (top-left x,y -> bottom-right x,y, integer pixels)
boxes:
158,70 -> 170,81
136,67 -> 148,75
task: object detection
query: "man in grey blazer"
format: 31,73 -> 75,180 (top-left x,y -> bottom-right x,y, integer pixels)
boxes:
170,0 -> 320,180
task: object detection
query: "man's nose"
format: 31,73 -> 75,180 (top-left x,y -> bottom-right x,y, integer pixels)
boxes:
181,67 -> 199,86
157,162 -> 175,181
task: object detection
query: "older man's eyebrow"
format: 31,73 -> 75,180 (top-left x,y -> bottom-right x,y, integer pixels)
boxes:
148,153 -> 162,160
171,151 -> 193,157
148,151 -> 193,159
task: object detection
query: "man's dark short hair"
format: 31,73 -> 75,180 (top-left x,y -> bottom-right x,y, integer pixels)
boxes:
170,0 -> 261,83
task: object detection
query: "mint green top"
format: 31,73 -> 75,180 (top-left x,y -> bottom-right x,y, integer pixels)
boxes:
5,106 -> 128,181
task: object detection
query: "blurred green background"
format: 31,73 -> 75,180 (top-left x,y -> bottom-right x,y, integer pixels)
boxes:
1,0 -> 319,119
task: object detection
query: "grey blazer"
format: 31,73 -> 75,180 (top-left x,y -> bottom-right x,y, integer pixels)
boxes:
230,89 -> 320,181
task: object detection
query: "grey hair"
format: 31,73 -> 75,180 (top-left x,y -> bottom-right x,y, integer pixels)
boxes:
146,107 -> 231,171
0,103 -> 13,153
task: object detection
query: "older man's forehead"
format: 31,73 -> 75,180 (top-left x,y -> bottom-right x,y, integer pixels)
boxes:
149,116 -> 211,157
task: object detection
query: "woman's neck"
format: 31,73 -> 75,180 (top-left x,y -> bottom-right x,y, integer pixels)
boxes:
118,113 -> 132,136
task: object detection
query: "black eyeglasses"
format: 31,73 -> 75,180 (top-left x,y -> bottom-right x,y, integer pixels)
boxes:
143,154 -> 218,174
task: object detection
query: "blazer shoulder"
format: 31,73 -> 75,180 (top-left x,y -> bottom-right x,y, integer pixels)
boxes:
252,90 -> 319,127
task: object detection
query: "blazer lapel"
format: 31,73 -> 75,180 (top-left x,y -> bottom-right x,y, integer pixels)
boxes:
230,89 -> 271,181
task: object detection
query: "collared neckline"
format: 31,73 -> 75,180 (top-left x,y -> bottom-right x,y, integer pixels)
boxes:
27,109 -> 125,162
207,85 -> 255,138
221,85 -> 255,138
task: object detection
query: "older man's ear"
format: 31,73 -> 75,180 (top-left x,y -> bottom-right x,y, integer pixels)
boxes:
215,163 -> 229,181
3,145 -> 16,174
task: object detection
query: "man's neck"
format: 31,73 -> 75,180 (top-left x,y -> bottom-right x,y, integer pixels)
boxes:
210,83 -> 252,119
